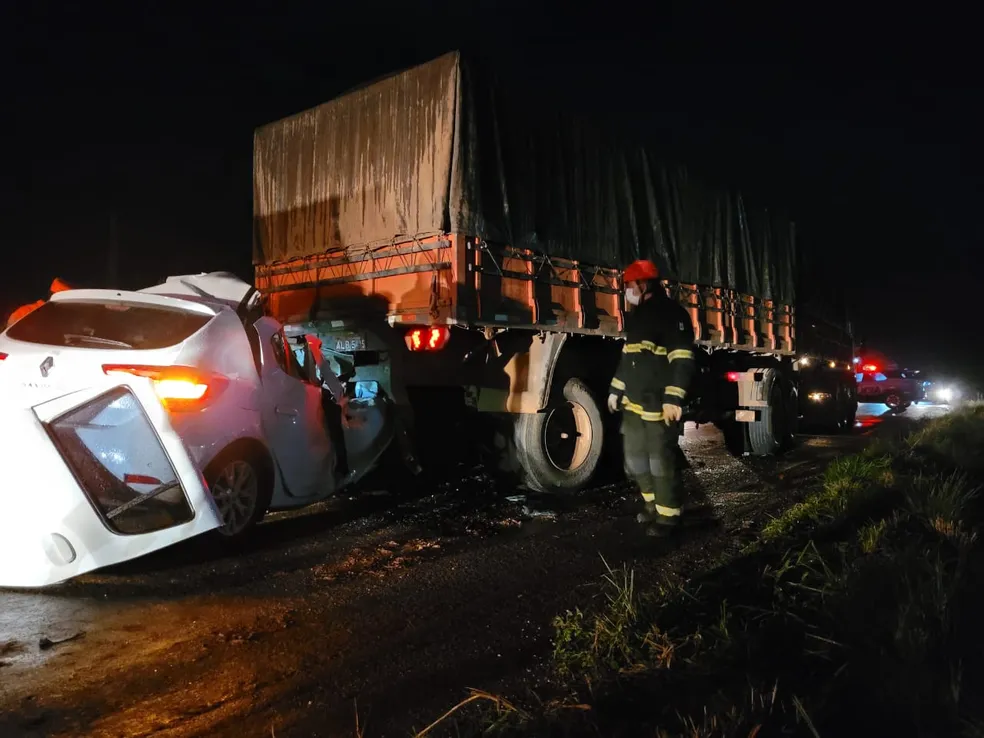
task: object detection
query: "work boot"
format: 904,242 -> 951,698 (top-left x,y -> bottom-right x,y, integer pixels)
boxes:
638,500 -> 682,536
636,500 -> 660,524
637,501 -> 685,525
645,516 -> 681,538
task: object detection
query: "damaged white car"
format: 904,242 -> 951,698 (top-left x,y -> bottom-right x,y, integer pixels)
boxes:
0,273 -> 393,588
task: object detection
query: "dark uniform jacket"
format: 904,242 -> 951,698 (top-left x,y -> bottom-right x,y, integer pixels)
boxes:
609,293 -> 697,421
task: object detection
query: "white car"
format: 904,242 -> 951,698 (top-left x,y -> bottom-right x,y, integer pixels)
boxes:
0,273 -> 391,587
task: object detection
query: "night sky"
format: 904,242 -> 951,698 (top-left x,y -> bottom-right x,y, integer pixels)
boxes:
2,3 -> 980,383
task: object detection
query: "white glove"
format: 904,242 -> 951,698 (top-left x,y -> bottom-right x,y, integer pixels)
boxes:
607,393 -> 620,413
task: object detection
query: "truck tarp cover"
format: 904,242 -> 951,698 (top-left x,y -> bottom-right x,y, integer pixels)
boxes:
254,52 -> 796,302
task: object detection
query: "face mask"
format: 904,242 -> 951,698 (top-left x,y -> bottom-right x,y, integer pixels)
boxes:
625,285 -> 643,306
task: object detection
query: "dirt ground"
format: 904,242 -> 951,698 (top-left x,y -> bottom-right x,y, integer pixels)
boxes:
0,403 -> 949,738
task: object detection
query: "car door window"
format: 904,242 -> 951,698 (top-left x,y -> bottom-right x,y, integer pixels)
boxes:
269,331 -> 290,374
245,323 -> 262,377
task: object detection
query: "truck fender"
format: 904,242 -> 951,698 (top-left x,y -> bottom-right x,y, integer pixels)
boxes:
475,331 -> 567,414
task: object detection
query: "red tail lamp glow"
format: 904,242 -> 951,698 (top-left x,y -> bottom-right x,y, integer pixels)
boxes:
103,365 -> 228,411
861,363 -> 878,373
0,352 -> 7,361
124,473 -> 163,486
726,371 -> 743,382
406,326 -> 450,352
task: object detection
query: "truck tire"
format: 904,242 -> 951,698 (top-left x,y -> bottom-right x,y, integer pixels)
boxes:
515,377 -> 604,492
748,369 -> 794,456
845,404 -> 858,429
828,387 -> 852,433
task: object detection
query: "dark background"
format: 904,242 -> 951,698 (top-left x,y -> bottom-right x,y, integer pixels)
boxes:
1,2 -> 979,383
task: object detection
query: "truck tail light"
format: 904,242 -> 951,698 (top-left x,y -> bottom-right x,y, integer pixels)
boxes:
102,365 -> 229,411
726,372 -> 742,382
406,326 -> 450,352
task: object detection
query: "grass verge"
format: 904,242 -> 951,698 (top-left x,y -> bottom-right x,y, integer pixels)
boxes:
423,404 -> 984,737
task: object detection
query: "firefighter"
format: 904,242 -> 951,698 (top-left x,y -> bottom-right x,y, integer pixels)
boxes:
607,260 -> 697,537
5,278 -> 73,328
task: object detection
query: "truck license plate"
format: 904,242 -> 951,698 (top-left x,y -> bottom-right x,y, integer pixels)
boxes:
333,334 -> 365,353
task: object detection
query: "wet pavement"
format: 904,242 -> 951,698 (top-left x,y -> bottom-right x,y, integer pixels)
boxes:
0,402 -> 951,737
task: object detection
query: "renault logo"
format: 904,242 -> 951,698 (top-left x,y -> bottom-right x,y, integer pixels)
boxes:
40,356 -> 54,378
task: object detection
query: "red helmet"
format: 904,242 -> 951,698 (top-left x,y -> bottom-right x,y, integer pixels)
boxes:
623,260 -> 659,284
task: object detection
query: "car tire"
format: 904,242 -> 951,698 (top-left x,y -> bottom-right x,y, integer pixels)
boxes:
515,377 -> 604,493
204,446 -> 274,544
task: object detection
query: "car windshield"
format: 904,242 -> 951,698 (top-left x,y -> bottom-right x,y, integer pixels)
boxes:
5,300 -> 211,350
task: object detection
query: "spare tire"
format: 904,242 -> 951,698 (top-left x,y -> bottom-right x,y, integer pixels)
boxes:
515,377 -> 604,492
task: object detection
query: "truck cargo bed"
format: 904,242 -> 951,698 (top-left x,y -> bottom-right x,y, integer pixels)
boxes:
256,234 -> 795,354
254,52 -> 798,307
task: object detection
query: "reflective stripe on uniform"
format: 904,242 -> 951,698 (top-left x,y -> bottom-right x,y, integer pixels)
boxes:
623,341 -> 668,356
641,492 -> 656,503
610,377 -> 626,390
621,396 -> 664,422
665,386 -> 687,399
655,504 -> 682,517
668,349 -> 694,362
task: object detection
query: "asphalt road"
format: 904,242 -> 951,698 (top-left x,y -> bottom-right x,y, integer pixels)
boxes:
0,402 -> 951,738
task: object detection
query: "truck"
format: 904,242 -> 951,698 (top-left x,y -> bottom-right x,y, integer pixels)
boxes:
252,51 -> 858,492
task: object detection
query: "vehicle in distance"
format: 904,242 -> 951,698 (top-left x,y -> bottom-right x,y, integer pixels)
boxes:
0,273 -> 388,587
854,353 -> 918,411
918,373 -> 964,405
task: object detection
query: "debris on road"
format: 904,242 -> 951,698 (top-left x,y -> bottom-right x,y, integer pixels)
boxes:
1,640 -> 25,667
38,632 -> 84,651
521,506 -> 557,521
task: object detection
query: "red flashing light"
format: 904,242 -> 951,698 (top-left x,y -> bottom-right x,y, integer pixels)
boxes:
406,326 -> 450,352
726,371 -> 742,382
103,364 -> 229,411
861,363 -> 878,373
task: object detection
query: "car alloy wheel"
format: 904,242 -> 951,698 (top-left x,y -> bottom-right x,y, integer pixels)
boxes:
209,459 -> 260,537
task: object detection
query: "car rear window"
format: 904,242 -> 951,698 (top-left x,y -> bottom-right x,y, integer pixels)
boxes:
5,300 -> 211,350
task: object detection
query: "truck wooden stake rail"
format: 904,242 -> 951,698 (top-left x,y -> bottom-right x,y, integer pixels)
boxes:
253,51 -> 858,491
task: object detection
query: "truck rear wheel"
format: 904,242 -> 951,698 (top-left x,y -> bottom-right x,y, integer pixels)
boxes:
748,369 -> 795,456
516,377 -> 603,492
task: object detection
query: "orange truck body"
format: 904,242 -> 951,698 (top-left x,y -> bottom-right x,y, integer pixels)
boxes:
256,234 -> 795,356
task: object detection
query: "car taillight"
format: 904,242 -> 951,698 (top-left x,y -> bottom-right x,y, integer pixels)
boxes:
0,352 -> 7,361
102,365 -> 229,411
406,326 -> 450,352
726,372 -> 742,382
123,473 -> 164,486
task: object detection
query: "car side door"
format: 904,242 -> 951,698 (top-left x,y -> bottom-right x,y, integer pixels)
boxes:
253,317 -> 336,499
